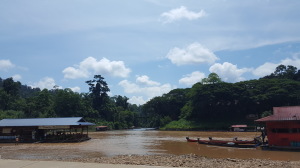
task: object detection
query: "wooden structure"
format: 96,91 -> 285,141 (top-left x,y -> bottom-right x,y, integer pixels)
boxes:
0,117 -> 94,143
256,106 -> 300,149
230,125 -> 248,132
95,126 -> 108,131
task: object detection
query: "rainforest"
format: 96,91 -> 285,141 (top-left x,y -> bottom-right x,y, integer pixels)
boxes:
1,64 -> 300,130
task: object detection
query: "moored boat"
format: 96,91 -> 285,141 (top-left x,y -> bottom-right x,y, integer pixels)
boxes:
196,137 -> 260,148
186,137 -> 198,142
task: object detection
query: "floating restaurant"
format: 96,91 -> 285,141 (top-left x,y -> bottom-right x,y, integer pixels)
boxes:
255,106 -> 300,150
0,117 -> 95,143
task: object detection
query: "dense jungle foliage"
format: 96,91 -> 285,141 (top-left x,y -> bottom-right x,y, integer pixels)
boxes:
1,65 -> 300,130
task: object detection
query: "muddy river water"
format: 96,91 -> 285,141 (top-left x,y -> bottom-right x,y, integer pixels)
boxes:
1,129 -> 300,161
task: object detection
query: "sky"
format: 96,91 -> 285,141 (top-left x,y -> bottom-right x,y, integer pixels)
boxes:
1,0 -> 300,105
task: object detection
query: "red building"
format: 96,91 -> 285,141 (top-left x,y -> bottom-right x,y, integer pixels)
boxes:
255,106 -> 300,148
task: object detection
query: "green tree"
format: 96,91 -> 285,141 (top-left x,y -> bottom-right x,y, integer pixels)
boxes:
201,73 -> 222,84
86,75 -> 110,118
0,78 -> 21,110
2,77 -> 21,96
24,89 -> 54,118
53,88 -> 88,117
263,64 -> 298,80
113,95 -> 129,110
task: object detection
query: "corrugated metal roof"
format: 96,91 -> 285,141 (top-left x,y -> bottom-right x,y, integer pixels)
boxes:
256,106 -> 300,122
0,117 -> 95,127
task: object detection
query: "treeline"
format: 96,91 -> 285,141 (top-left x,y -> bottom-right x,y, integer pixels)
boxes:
141,65 -> 300,130
0,75 -> 141,129
1,64 -> 300,130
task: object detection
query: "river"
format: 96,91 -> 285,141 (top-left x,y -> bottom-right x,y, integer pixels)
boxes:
84,129 -> 300,161
1,129 -> 300,161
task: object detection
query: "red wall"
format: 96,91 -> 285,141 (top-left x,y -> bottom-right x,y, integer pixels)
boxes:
266,121 -> 300,147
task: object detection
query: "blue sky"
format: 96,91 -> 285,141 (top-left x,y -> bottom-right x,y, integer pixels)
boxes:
1,0 -> 300,105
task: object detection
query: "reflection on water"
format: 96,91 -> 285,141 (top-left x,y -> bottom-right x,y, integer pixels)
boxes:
1,129 -> 300,161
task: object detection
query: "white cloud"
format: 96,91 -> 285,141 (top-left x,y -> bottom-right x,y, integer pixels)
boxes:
160,6 -> 206,23
119,76 -> 175,104
253,56 -> 300,77
62,67 -> 89,79
12,74 -> 22,81
136,75 -> 160,86
31,77 -> 57,90
128,96 -> 146,105
209,62 -> 252,82
118,80 -> 140,94
166,43 -> 218,66
179,71 -> 206,86
0,59 -> 15,71
281,55 -> 300,68
63,57 -> 131,79
68,86 -> 81,93
252,62 -> 277,77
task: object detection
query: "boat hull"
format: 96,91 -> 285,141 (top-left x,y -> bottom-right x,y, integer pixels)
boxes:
186,137 -> 198,142
198,140 -> 257,148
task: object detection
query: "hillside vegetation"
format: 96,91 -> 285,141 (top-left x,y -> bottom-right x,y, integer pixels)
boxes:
1,65 -> 300,130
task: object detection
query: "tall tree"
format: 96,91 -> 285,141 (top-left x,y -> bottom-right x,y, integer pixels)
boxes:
85,75 -> 110,118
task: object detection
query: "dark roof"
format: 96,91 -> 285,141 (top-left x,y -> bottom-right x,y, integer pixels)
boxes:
256,106 -> 300,122
0,117 -> 95,127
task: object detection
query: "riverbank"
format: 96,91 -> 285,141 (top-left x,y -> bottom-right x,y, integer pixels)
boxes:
67,154 -> 300,168
1,131 -> 300,167
1,154 -> 300,168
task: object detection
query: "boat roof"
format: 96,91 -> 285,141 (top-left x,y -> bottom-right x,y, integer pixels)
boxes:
0,117 -> 95,127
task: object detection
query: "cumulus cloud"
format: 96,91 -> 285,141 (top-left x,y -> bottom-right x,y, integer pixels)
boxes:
166,43 -> 219,66
160,6 -> 206,23
209,62 -> 252,82
136,75 -> 160,86
253,56 -> 300,77
31,77 -> 57,90
252,62 -> 277,77
63,57 -> 131,79
63,67 -> 89,79
68,86 -> 81,93
119,76 -> 175,104
128,96 -> 147,105
0,59 -> 15,71
179,71 -> 206,86
12,74 -> 22,81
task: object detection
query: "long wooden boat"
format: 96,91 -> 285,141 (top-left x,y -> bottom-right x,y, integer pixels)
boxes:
186,137 -> 198,142
197,138 -> 259,148
186,137 -> 257,144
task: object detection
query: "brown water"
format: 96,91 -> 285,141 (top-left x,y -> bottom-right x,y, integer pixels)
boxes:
1,129 -> 300,161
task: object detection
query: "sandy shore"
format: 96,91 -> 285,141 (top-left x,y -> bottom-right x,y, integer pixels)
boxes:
1,145 -> 300,167
7,153 -> 296,168
68,154 -> 300,168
